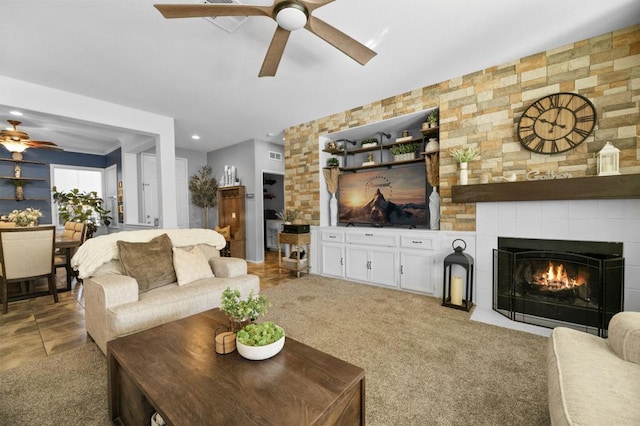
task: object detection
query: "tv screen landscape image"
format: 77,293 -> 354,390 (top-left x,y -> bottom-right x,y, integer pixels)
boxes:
338,162 -> 431,228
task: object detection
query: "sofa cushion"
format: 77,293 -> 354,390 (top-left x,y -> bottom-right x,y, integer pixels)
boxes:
608,311 -> 640,365
173,246 -> 214,286
117,233 -> 176,293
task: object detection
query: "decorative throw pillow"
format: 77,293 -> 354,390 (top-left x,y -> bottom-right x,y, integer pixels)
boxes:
173,246 -> 215,285
215,225 -> 231,240
117,233 -> 177,293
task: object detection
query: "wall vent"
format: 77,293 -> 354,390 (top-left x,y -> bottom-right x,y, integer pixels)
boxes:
269,151 -> 282,161
203,0 -> 248,33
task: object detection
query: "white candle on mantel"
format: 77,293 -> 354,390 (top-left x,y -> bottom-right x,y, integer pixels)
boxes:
451,276 -> 463,305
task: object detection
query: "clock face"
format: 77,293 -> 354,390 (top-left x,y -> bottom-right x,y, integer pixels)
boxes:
517,92 -> 596,154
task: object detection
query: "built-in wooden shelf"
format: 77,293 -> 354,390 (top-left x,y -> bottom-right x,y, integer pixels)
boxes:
452,174 -> 640,203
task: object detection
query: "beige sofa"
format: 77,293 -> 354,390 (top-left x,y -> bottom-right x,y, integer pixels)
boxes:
547,311 -> 640,425
72,229 -> 260,354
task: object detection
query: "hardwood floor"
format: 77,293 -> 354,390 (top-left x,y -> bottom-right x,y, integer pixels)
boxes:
0,250 -> 296,372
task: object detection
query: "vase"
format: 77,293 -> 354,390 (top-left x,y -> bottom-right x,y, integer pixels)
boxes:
329,193 -> 338,226
229,318 -> 251,333
15,186 -> 24,201
459,162 -> 468,185
429,188 -> 440,230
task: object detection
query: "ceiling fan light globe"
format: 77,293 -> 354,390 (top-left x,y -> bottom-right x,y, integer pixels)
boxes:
1,141 -> 28,153
276,7 -> 307,31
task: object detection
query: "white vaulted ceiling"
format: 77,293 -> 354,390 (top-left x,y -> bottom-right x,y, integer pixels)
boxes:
0,0 -> 639,154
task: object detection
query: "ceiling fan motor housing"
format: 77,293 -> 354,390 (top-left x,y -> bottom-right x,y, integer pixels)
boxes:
274,1 -> 308,31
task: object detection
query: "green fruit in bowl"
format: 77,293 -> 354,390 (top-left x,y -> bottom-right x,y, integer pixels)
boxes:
237,321 -> 285,346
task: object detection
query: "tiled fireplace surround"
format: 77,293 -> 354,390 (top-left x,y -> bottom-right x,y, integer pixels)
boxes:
471,197 -> 640,336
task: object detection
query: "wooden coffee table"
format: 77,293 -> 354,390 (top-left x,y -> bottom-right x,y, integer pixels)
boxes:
107,309 -> 365,425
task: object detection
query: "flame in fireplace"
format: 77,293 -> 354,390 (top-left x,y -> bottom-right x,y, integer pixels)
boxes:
534,261 -> 586,290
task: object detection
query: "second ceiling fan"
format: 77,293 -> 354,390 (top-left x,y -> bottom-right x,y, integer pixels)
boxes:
154,0 -> 377,77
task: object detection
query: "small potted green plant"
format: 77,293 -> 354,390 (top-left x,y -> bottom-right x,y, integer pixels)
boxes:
236,321 -> 286,360
424,110 -> 438,129
326,157 -> 340,167
390,142 -> 418,162
361,137 -> 379,149
221,288 -> 270,331
449,146 -> 479,185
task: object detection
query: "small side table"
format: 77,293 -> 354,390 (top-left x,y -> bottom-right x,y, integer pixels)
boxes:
278,232 -> 311,277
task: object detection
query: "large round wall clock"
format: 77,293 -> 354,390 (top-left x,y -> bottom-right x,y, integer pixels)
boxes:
517,92 -> 596,154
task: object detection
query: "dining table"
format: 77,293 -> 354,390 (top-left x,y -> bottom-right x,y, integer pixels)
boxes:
55,234 -> 82,291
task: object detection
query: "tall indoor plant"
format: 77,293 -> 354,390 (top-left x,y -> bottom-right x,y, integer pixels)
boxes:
189,165 -> 218,229
52,187 -> 112,237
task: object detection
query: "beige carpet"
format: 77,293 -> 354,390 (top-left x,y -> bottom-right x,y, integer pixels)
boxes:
0,275 -> 549,425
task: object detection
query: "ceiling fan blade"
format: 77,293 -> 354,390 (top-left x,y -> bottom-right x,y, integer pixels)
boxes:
154,4 -> 272,19
305,15 -> 376,66
27,140 -> 57,147
259,27 -> 291,78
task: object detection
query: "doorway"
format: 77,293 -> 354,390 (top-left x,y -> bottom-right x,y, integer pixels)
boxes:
262,172 -> 284,252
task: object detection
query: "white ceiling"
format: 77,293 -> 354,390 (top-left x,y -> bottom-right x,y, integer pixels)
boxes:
1,0 -> 639,154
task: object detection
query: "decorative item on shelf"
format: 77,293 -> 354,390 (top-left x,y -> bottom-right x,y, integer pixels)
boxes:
525,170 -> 572,181
362,153 -> 377,166
236,321 -> 285,361
597,142 -> 620,176
326,156 -> 340,167
395,130 -> 413,143
429,188 -> 440,230
442,239 -> 474,311
390,142 -> 418,162
325,140 -> 337,150
424,138 -> 439,155
323,167 -> 339,227
276,208 -> 300,224
423,110 -> 438,130
7,208 -> 42,227
189,165 -> 218,229
361,137 -> 379,149
220,164 -> 240,187
51,187 -> 112,238
13,164 -> 20,178
8,179 -> 29,201
450,146 -> 479,185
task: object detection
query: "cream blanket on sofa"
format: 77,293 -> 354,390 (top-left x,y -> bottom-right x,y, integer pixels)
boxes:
71,228 -> 227,279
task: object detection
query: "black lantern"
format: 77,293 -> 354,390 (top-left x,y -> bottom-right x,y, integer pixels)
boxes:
442,239 -> 474,311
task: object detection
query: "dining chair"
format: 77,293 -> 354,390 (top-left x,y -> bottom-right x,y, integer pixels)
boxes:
54,221 -> 87,283
0,225 -> 58,314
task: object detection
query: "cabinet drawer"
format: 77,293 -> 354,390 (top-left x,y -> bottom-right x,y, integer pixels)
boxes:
346,231 -> 397,247
321,230 -> 344,243
400,235 -> 437,250
279,232 -> 310,245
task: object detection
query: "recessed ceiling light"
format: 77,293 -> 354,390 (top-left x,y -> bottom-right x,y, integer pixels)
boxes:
266,132 -> 275,137
191,135 -> 200,140
9,110 -> 23,116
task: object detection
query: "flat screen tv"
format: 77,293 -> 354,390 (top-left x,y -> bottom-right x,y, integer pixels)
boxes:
337,162 -> 431,228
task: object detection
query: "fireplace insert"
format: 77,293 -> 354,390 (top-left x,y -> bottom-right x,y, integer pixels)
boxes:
494,237 -> 624,336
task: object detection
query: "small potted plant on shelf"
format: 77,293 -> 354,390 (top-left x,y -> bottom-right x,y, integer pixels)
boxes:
423,110 -> 438,130
326,157 -> 340,167
361,137 -> 379,149
276,209 -> 300,224
390,142 -> 418,162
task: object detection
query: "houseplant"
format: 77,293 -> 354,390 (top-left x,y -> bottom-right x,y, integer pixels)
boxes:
221,287 -> 270,331
390,142 -> 418,162
7,207 -> 43,226
276,209 -> 300,224
8,179 -> 30,201
449,146 -> 479,185
189,165 -> 218,229
361,137 -> 379,149
326,157 -> 340,167
51,187 -> 112,237
424,110 -> 438,129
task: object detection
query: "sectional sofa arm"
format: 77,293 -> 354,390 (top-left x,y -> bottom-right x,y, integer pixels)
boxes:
209,257 -> 247,278
84,274 -> 140,309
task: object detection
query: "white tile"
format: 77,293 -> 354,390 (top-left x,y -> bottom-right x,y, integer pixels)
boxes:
540,219 -> 570,239
497,202 -> 517,218
624,242 -> 640,267
623,288 -> 640,311
625,265 -> 640,291
516,217 -> 541,238
568,219 -> 598,239
623,199 -> 640,219
474,269 -> 493,309
543,200 -> 569,218
599,199 -> 627,219
476,213 -> 497,237
516,201 -> 541,219
497,218 -> 517,237
476,202 -> 497,217
568,200 -> 599,219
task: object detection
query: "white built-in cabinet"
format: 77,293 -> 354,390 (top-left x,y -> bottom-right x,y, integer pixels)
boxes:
317,227 -> 439,295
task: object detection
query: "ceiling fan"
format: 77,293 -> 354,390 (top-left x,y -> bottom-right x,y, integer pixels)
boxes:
154,0 -> 377,77
1,120 -> 60,158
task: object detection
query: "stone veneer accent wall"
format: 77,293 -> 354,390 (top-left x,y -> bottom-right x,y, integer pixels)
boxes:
284,25 -> 639,231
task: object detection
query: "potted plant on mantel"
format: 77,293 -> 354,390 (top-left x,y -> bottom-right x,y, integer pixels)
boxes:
450,146 -> 479,185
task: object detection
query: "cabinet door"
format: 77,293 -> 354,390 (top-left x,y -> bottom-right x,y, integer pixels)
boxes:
345,246 -> 369,282
399,250 -> 434,294
321,244 -> 345,278
369,247 -> 397,288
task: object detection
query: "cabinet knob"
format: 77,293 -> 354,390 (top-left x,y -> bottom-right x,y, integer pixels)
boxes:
412,240 -> 422,244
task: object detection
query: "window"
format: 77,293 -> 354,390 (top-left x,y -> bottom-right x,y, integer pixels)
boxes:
50,165 -> 104,228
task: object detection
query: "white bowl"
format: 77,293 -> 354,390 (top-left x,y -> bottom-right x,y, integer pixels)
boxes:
236,335 -> 285,360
